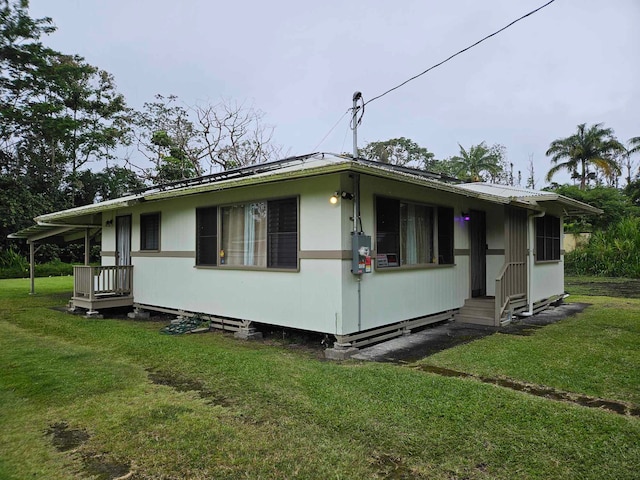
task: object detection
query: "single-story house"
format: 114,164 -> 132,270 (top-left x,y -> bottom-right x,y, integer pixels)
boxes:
9,153 -> 600,357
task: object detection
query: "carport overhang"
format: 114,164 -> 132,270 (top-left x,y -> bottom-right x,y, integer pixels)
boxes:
8,222 -> 102,295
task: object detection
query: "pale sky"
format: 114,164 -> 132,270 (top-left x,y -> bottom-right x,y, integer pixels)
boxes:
29,0 -> 640,187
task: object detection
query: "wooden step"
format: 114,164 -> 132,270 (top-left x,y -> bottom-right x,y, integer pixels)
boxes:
456,297 -> 497,326
454,314 -> 496,326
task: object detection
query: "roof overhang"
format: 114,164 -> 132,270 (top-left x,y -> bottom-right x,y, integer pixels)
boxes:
456,182 -> 602,217
518,194 -> 603,216
8,223 -> 101,243
35,195 -> 141,224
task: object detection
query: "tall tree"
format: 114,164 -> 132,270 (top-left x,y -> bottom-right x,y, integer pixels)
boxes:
624,136 -> 640,185
545,123 -> 623,190
133,96 -> 283,182
1,1 -> 131,207
1,0 -> 136,251
193,100 -> 282,171
450,142 -> 502,182
132,94 -> 201,183
358,137 -> 435,170
95,166 -> 145,201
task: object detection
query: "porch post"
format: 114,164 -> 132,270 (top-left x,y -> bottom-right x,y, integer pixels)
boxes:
84,228 -> 90,266
29,241 -> 35,295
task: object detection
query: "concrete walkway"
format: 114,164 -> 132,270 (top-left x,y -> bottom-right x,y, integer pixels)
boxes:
352,302 -> 590,363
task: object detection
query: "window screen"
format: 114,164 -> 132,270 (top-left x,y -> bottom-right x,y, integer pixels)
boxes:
140,213 -> 160,250
196,207 -> 217,266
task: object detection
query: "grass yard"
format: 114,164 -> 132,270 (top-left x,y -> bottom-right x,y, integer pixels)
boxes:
1,277 -> 639,479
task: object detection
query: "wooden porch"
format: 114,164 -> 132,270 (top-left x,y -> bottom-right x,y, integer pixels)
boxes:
72,265 -> 134,312
456,208 -> 529,327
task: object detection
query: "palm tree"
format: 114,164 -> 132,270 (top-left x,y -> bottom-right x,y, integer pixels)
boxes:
623,136 -> 640,185
451,142 -> 501,182
545,123 -> 624,190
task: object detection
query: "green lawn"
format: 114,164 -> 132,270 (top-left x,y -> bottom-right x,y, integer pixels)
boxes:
420,295 -> 640,405
1,277 -> 639,479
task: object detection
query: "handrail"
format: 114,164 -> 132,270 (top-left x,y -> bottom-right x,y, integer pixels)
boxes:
495,260 -> 527,324
73,265 -> 133,299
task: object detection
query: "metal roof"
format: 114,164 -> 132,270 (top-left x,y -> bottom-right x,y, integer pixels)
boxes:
9,154 -> 601,242
8,223 -> 101,242
458,182 -> 602,215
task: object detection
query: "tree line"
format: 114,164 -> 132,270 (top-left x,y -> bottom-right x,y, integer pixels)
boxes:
0,1 -> 283,251
2,1 -> 639,275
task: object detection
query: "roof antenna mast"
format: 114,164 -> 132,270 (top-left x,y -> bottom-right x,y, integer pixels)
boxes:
352,91 -> 362,158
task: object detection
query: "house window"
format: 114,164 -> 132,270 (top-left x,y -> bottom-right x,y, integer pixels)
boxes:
437,207 -> 454,264
376,197 -> 453,268
196,207 -> 218,266
267,198 -> 298,268
536,215 -> 561,261
140,213 -> 160,251
197,198 -> 298,269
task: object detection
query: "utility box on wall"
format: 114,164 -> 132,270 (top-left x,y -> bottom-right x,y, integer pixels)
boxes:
351,233 -> 372,275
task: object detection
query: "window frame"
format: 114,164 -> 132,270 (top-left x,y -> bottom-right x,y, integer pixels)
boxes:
139,212 -> 160,251
535,214 -> 561,263
374,196 -> 455,271
194,196 -> 299,271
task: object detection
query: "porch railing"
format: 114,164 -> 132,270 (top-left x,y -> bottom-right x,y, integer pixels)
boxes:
73,265 -> 133,300
495,261 -> 526,324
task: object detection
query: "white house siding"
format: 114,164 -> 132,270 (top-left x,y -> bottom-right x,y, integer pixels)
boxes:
100,174 -> 348,334
531,260 -> 565,302
132,256 -> 343,332
339,175 -> 471,334
530,216 -> 565,303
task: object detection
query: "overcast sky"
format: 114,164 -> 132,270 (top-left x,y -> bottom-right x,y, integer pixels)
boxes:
29,0 -> 640,187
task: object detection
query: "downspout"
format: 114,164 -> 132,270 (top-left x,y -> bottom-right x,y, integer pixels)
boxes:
521,210 -> 545,316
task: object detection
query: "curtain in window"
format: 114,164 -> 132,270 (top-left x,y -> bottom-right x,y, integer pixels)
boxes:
116,216 -> 131,266
222,203 -> 267,267
400,203 -> 432,265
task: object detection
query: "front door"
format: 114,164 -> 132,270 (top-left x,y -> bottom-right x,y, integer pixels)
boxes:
115,215 -> 131,292
115,215 -> 131,266
470,210 -> 487,297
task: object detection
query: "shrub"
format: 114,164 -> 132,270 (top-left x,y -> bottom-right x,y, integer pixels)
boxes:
565,216 -> 640,278
0,248 -> 29,271
0,259 -> 74,279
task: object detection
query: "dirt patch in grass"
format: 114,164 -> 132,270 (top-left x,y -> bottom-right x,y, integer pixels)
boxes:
414,365 -> 640,417
81,453 -> 131,480
46,423 -> 131,479
260,326 -> 328,358
146,369 -> 231,407
46,422 -> 90,452
370,453 -> 414,479
566,278 -> 640,298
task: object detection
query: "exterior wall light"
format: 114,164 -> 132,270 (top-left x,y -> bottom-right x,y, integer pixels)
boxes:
461,212 -> 471,221
329,191 -> 354,204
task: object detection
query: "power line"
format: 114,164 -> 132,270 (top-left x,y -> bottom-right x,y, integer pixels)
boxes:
311,109 -> 350,152
364,0 -> 556,107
